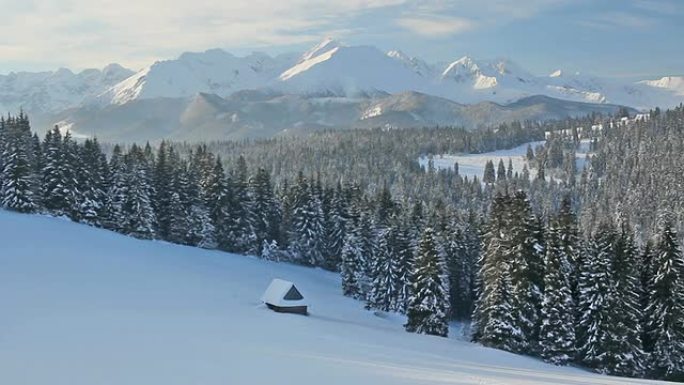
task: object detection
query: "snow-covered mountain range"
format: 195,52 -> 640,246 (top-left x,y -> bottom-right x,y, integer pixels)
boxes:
0,64 -> 133,114
2,38 -> 682,140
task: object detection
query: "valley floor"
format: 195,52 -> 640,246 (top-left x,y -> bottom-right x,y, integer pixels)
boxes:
0,211 -> 669,384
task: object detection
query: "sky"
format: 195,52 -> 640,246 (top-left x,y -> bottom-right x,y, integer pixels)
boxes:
0,0 -> 681,78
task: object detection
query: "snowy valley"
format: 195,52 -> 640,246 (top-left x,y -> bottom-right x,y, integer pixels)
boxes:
0,210 -> 668,385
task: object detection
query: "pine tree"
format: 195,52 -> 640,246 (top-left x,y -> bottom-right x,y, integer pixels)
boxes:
205,158 -> 232,251
288,173 -> 325,266
483,160 -> 495,184
224,156 -> 255,253
103,145 -> 127,232
340,227 -> 366,299
508,191 -> 544,354
539,217 -> 576,365
606,224 -> 645,377
323,183 -> 347,271
394,218 -> 415,313
250,168 -> 281,255
59,132 -> 81,220
644,222 -> 684,380
472,194 -> 510,343
577,224 -> 616,372
405,227 -> 450,337
366,225 -> 401,312
121,145 -> 156,239
0,116 -> 36,213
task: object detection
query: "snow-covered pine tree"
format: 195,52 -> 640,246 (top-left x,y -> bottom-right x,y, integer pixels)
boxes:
288,173 -> 325,266
605,223 -> 645,377
41,126 -> 67,215
539,216 -> 576,365
483,160 -> 495,184
121,145 -> 157,239
205,158 -> 232,251
250,167 -> 281,256
75,139 -> 106,226
225,156 -> 255,253
440,215 -> 472,320
577,223 -> 616,372
480,264 -> 519,350
323,182 -> 347,271
166,190 -> 188,244
472,194 -> 510,343
103,145 -> 127,232
555,196 -> 581,307
153,141 -> 175,239
366,225 -> 401,312
405,227 -> 450,337
0,116 -> 36,213
340,226 -> 366,299
507,191 -> 544,354
644,221 -> 684,380
59,132 -> 81,220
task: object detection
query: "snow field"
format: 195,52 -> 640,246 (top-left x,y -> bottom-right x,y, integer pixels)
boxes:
0,210 -> 669,384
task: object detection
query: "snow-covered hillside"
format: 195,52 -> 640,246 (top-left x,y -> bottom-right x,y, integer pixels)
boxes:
0,210 -> 667,384
0,64 -> 133,113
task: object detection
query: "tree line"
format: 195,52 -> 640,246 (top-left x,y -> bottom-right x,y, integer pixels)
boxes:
2,106 -> 684,381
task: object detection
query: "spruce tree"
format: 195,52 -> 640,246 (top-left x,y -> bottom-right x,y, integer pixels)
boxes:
288,173 -> 325,266
645,222 -> 684,379
577,224 -> 616,372
539,218 -> 576,365
405,227 -> 450,337
0,116 -> 36,213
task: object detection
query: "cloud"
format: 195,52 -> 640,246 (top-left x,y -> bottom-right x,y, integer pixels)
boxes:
0,0 -> 408,71
580,11 -> 657,30
396,16 -> 476,37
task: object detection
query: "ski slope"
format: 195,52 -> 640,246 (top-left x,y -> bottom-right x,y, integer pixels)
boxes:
0,210 -> 668,385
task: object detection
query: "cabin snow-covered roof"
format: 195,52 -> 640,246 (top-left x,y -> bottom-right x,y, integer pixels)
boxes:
261,278 -> 307,308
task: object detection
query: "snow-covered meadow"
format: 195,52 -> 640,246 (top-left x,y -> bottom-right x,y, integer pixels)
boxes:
419,140 -> 593,181
0,210 -> 668,384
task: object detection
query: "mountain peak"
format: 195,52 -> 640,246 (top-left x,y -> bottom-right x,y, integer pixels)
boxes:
300,38 -> 343,62
549,69 -> 563,78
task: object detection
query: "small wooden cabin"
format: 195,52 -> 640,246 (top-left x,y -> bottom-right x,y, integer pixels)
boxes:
261,278 -> 308,315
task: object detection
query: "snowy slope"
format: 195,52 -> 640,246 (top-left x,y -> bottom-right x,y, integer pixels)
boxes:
98,49 -> 297,105
639,76 -> 684,97
277,43 -> 430,97
0,64 -> 133,113
0,210 -> 669,385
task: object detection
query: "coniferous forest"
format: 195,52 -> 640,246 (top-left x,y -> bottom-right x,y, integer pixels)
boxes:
2,106 -> 684,381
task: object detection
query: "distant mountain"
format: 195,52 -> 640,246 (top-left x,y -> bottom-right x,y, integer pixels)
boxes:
42,91 -> 635,143
97,49 -> 297,105
4,38 -> 681,141
0,64 -> 133,114
638,76 -> 684,97
84,39 -> 681,111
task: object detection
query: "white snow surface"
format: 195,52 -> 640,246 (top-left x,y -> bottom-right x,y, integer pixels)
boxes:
419,141 -> 545,180
0,64 -> 133,113
0,210 -> 670,385
88,39 -> 683,110
419,139 -> 593,181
